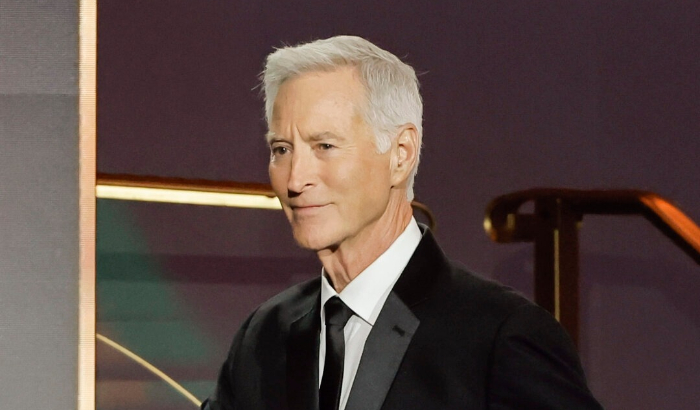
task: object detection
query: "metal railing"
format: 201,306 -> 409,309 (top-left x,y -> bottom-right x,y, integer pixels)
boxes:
484,188 -> 700,345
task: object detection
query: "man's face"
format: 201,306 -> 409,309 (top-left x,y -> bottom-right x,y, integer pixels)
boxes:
268,67 -> 394,252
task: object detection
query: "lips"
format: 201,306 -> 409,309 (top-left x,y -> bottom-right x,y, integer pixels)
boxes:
290,204 -> 328,216
292,204 -> 327,210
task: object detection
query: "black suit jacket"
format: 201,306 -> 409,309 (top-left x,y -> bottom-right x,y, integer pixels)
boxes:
204,227 -> 603,410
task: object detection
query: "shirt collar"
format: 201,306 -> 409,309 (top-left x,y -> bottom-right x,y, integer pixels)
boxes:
321,217 -> 422,325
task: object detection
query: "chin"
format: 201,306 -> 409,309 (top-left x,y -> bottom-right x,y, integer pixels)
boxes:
293,234 -> 332,252
291,225 -> 340,252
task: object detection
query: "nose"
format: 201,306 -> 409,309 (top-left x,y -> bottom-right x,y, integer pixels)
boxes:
287,147 -> 315,195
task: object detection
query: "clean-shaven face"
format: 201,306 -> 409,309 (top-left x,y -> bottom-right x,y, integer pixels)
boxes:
268,67 -> 394,251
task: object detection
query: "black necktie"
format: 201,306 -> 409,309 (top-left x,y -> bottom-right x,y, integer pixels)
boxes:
319,296 -> 355,410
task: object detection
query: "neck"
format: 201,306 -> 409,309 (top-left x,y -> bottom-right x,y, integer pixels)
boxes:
318,196 -> 413,293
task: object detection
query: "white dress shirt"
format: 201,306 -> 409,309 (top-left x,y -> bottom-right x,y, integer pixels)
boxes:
318,217 -> 422,410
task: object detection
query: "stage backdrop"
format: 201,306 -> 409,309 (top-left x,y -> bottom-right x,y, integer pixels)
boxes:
96,1 -> 700,409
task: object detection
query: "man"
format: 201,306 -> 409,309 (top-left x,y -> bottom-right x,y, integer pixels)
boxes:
204,35 -> 603,410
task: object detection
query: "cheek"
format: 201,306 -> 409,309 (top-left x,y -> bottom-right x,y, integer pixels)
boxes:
340,158 -> 392,205
269,165 -> 288,197
359,156 -> 392,188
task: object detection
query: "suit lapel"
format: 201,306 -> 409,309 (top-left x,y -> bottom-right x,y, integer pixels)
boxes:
286,227 -> 447,410
346,226 -> 448,410
391,226 -> 448,307
345,292 -> 420,410
286,297 -> 321,410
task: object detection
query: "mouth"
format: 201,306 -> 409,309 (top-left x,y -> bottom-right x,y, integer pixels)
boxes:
289,204 -> 328,215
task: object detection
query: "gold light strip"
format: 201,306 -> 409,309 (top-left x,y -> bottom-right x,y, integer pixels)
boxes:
96,185 -> 282,209
78,0 -> 97,409
96,334 -> 201,408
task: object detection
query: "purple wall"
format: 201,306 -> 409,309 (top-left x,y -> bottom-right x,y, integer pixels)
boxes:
97,1 -> 700,409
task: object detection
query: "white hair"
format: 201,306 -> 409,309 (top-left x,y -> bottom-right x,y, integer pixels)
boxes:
261,35 -> 423,201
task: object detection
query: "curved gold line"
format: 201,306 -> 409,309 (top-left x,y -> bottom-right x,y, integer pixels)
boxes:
96,333 -> 202,408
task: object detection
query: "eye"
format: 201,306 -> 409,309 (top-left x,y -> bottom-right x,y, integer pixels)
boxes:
318,143 -> 334,150
271,146 -> 290,155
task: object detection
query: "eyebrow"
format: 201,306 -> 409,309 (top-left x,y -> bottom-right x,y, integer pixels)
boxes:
308,132 -> 344,142
266,131 -> 344,144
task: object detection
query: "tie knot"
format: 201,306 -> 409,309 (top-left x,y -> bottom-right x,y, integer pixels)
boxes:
324,296 -> 354,327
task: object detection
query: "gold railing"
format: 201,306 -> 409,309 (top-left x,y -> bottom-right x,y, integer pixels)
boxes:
484,188 -> 700,346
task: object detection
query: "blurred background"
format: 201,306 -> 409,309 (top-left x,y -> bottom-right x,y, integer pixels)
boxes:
94,1 -> 699,409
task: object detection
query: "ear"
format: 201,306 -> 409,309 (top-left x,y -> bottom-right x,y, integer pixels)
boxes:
390,123 -> 419,188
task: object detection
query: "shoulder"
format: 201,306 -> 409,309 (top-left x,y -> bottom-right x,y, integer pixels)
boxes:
443,262 -> 586,373
405,227 -> 532,318
245,276 -> 321,330
438,260 -> 535,324
473,271 -> 600,408
400,227 -> 542,331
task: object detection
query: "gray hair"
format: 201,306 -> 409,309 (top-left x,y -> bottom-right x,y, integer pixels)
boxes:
261,35 -> 423,201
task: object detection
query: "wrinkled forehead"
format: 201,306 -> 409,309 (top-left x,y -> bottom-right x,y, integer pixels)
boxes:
267,68 -> 368,140
268,66 -> 368,118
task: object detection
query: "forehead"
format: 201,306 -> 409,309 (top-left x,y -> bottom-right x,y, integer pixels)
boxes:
270,67 -> 366,129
